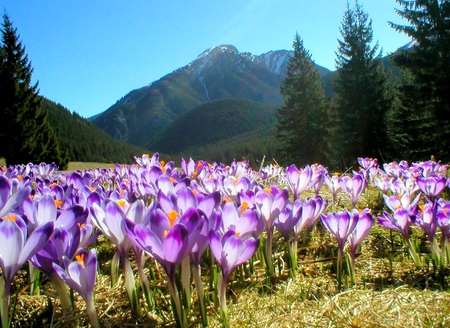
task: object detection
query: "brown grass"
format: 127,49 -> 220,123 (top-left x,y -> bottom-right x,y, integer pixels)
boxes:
10,222 -> 450,328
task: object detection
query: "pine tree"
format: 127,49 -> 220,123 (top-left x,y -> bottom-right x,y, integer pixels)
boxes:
389,0 -> 450,162
0,13 -> 69,169
328,1 -> 394,170
276,33 -> 328,166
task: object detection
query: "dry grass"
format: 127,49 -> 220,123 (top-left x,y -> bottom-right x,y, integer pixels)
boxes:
10,223 -> 450,328
67,162 -> 115,171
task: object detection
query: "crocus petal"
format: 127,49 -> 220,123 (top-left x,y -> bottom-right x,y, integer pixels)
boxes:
208,230 -> 223,263
0,185 -> 31,218
37,195 -> 57,225
163,225 -> 188,263
0,220 -> 24,282
18,221 -> 54,265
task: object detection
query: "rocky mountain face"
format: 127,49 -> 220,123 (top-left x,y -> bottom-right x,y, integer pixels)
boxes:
92,45 -> 331,148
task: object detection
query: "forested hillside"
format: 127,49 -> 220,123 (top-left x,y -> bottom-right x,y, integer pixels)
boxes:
148,98 -> 279,165
43,98 -> 149,163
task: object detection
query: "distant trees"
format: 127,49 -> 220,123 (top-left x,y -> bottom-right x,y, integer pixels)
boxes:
0,13 -> 69,168
388,0 -> 450,162
327,1 -> 394,169
276,33 -> 328,166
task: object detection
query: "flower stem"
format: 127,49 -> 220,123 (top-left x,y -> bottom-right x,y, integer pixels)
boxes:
50,274 -> 73,313
85,296 -> 99,328
0,277 -> 9,328
193,264 -> 208,327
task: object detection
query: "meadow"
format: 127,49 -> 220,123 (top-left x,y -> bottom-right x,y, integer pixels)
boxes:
1,156 -> 450,327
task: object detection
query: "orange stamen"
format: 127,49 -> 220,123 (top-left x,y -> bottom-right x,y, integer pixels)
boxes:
117,199 -> 127,209
224,197 -> 233,203
54,199 -> 63,208
75,253 -> 85,266
167,210 -> 179,228
4,215 -> 17,221
241,201 -> 249,214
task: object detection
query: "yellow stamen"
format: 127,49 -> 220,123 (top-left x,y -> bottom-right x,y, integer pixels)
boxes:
167,210 -> 179,228
117,199 -> 127,209
232,177 -> 239,184
164,230 -> 169,238
241,201 -> 249,214
1,166 -> 6,172
54,199 -> 63,208
4,215 -> 17,221
224,197 -> 233,203
265,187 -> 272,194
75,253 -> 85,266
192,189 -> 198,196
170,177 -> 176,183
234,231 -> 241,237
89,186 -> 97,192
50,182 -> 57,188
17,175 -> 23,181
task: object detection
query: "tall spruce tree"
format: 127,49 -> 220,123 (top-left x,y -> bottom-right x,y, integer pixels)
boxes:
328,1 -> 394,169
276,33 -> 328,166
0,13 -> 68,169
388,0 -> 450,162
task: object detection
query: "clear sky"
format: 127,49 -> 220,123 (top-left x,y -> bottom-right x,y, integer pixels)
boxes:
2,0 -> 411,118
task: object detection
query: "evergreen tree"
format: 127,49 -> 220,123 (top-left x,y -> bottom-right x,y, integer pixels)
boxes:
328,1 -> 394,169
388,0 -> 450,162
0,13 -> 69,169
276,33 -> 328,166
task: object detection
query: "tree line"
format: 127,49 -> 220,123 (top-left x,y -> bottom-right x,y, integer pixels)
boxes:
276,0 -> 450,170
0,12 -> 149,169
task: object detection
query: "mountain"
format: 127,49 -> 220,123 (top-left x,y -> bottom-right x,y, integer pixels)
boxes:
92,45 -> 331,149
42,98 -> 149,163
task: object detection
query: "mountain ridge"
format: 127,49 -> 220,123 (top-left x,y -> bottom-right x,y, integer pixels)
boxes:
91,44 -> 332,148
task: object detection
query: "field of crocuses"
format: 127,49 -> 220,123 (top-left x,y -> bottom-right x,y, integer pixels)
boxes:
1,154 -> 450,327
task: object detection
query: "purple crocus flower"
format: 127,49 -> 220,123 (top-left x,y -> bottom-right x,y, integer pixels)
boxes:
0,216 -> 53,328
53,249 -> 99,328
209,229 -> 259,322
320,210 -> 358,251
90,200 -> 142,314
436,199 -> 450,241
378,208 -> 412,241
417,175 -> 447,200
255,186 -> 288,276
125,207 -> 204,327
378,208 -> 421,266
274,200 -> 300,242
320,210 -> 358,289
0,175 -> 31,218
348,209 -> 374,262
414,201 -> 438,242
383,193 -> 421,217
338,173 -> 368,208
285,164 -> 320,198
293,196 -> 327,242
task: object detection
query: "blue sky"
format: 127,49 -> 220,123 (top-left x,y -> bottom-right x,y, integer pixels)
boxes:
2,0 -> 411,118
